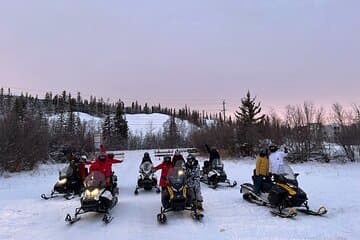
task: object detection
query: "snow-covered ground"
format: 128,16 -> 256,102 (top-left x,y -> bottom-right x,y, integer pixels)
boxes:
48,112 -> 196,136
1,151 -> 359,240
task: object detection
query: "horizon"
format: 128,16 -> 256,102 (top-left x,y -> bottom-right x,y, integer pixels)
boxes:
2,86 -> 355,123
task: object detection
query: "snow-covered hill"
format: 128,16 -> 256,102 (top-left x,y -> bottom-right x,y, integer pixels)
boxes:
48,112 -> 197,136
0,152 -> 359,240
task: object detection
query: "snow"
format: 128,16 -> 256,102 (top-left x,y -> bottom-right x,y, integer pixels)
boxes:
1,151 -> 359,240
48,112 -> 197,136
125,113 -> 169,135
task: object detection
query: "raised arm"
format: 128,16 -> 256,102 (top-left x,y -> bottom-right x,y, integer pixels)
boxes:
205,144 -> 211,154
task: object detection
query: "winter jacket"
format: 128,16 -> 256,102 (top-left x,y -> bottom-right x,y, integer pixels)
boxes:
89,157 -> 122,178
185,161 -> 201,189
205,144 -> 220,164
154,162 -> 173,188
79,161 -> 91,181
255,156 -> 269,176
140,157 -> 152,167
269,150 -> 287,174
90,160 -> 111,178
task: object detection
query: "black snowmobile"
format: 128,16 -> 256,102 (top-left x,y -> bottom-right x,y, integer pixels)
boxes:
200,158 -> 237,189
240,163 -> 327,218
65,170 -> 118,224
41,164 -> 84,200
134,161 -> 160,194
157,166 -> 203,223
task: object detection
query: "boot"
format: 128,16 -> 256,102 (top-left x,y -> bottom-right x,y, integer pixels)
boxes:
197,200 -> 204,211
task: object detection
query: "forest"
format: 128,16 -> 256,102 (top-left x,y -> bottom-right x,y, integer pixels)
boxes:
1,87 -> 359,172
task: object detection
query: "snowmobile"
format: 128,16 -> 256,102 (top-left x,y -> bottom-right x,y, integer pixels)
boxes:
240,163 -> 327,218
41,164 -> 84,200
157,166 -> 204,223
65,170 -> 118,224
134,161 -> 161,194
200,158 -> 237,189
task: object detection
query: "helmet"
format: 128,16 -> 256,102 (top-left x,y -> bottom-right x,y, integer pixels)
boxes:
144,152 -> 150,158
259,149 -> 268,158
98,153 -> 107,162
164,156 -> 171,163
269,145 -> 278,153
186,154 -> 195,162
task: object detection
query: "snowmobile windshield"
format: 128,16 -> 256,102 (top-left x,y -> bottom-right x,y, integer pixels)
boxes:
279,162 -> 296,180
60,166 -> 73,179
141,162 -> 153,174
211,158 -> 224,169
84,171 -> 106,189
167,167 -> 186,186
174,159 -> 185,169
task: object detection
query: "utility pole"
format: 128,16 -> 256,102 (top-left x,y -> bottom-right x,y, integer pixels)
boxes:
222,100 -> 226,122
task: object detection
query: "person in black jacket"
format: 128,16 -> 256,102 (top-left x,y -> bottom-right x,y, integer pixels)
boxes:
204,144 -> 220,172
140,152 -> 152,166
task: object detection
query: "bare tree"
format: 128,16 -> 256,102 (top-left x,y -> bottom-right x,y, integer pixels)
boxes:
285,102 -> 325,162
332,103 -> 357,161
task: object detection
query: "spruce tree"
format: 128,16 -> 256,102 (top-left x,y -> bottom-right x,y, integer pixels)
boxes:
235,91 -> 265,156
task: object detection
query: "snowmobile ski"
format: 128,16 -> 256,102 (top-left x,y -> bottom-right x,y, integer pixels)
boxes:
191,210 -> 204,221
41,193 -> 56,200
297,206 -> 327,216
64,193 -> 76,200
65,213 -> 81,224
271,207 -> 297,218
102,214 -> 113,224
157,212 -> 167,224
227,180 -> 237,188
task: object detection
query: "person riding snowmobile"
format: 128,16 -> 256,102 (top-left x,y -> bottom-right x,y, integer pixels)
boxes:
204,144 -> 220,173
41,153 -> 86,200
185,154 -> 203,210
153,156 -> 173,189
134,152 -> 160,194
254,149 -> 270,195
90,153 -> 122,191
269,145 -> 288,176
79,155 -> 91,182
172,150 -> 185,168
140,152 -> 152,166
153,156 -> 173,207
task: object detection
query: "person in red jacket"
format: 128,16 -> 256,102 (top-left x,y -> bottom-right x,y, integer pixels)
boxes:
90,153 -> 116,188
79,155 -> 92,181
153,156 -> 173,189
153,155 -> 173,208
90,154 -> 110,176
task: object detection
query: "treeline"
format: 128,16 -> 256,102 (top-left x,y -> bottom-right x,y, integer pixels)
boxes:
1,87 -> 360,173
42,90 -> 209,126
0,88 -> 216,172
0,90 -> 94,172
190,92 -> 360,163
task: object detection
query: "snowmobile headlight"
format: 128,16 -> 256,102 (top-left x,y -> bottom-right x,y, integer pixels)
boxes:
178,170 -> 184,176
58,178 -> 67,185
91,188 -> 100,197
85,188 -> 100,199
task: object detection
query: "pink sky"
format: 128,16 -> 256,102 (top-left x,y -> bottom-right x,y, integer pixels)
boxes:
0,1 -> 359,116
